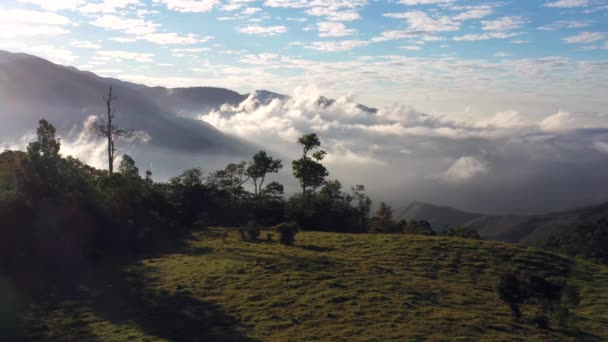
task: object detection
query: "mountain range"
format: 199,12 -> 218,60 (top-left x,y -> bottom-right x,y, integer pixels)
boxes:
397,201 -> 608,247
0,50 -> 376,157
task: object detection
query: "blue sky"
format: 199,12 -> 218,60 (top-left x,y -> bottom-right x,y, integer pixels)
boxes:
0,0 -> 607,116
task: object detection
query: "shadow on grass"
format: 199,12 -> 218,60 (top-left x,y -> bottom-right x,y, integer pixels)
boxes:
294,244 -> 336,252
90,264 -> 258,342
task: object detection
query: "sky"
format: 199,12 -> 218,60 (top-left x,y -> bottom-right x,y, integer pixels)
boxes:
0,0 -> 607,118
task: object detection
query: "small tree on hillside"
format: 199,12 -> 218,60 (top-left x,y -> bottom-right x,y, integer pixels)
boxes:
292,133 -> 328,200
94,86 -> 135,174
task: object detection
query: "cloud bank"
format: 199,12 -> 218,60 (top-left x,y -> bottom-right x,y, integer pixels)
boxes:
197,85 -> 608,215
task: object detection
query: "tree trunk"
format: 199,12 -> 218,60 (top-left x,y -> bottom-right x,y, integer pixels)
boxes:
106,87 -> 113,174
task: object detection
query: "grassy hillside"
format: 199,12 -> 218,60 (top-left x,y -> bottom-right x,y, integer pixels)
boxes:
20,228 -> 608,341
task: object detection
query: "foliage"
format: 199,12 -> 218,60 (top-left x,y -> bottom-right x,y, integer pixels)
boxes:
402,219 -> 435,236
497,270 -> 570,325
292,133 -> 328,199
246,151 -> 283,198
118,154 -> 139,178
544,219 -> 608,264
273,221 -> 300,245
440,226 -> 481,239
239,220 -> 261,242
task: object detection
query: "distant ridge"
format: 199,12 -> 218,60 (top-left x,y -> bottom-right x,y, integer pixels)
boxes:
397,200 -> 608,246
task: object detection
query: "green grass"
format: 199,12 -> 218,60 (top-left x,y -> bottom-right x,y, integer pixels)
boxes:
22,228 -> 608,341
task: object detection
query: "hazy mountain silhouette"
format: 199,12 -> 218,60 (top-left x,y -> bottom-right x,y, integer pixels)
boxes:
397,201 -> 608,246
0,50 -> 256,155
0,50 -> 377,155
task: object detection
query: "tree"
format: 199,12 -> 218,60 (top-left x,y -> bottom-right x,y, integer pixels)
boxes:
27,119 -> 61,161
262,181 -> 284,200
376,202 -> 393,223
352,185 -> 372,233
246,151 -> 283,198
170,168 -> 204,188
118,154 -> 139,178
207,161 -> 250,199
292,133 -> 328,200
144,169 -> 153,185
94,86 -> 135,174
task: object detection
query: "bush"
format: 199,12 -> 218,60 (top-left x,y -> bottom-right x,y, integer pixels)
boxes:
497,270 -> 568,325
402,220 -> 435,236
273,221 -> 300,245
239,220 -> 261,242
441,227 -> 481,239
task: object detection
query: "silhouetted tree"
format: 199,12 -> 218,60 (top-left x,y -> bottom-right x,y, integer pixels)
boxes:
246,151 -> 283,198
94,86 -> 135,174
292,133 -> 328,200
352,185 -> 372,233
27,119 -> 61,161
208,161 -> 250,199
118,154 -> 139,178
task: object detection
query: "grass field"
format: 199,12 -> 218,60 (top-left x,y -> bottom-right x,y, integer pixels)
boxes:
20,228 -> 608,341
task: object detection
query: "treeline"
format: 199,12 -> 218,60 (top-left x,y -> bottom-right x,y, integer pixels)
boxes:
0,118 -> 384,275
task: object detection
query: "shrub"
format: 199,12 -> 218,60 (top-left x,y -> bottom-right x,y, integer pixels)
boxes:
497,270 -> 567,325
273,221 -> 300,245
239,220 -> 261,242
403,220 -> 435,236
440,227 -> 481,239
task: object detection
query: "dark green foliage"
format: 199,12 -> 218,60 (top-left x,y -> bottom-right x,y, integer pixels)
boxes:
370,202 -> 400,233
273,222 -> 300,245
239,221 -> 261,242
285,181 -> 363,233
497,270 -> 569,325
403,220 -> 435,235
292,133 -> 328,199
544,219 -> 608,264
440,226 -> 481,239
246,151 -> 283,197
118,154 -> 139,178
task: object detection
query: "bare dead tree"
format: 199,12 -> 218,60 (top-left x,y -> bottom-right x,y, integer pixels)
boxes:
94,86 -> 135,174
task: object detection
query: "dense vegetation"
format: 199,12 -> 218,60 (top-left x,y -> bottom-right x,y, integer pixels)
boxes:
16,228 -> 608,341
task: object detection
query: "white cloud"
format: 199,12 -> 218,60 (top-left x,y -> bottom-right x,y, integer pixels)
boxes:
453,7 -> 493,21
545,0 -> 588,8
156,0 -> 220,12
317,22 -> 356,38
305,40 -> 369,51
0,9 -> 74,37
18,0 -> 85,11
140,33 -> 211,44
563,32 -> 605,43
384,11 -> 459,32
71,40 -> 102,49
97,50 -> 154,62
539,110 -> 608,131
78,0 -> 141,13
454,32 -> 519,41
92,15 -> 160,35
400,45 -> 422,51
441,156 -> 488,183
538,20 -> 592,31
398,0 -> 454,4
593,141 -> 608,153
237,25 -> 287,36
482,16 -> 525,31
